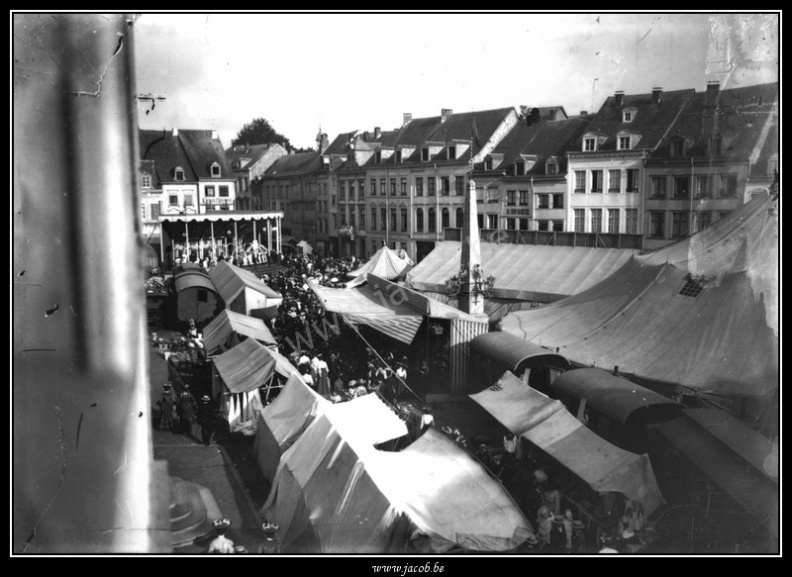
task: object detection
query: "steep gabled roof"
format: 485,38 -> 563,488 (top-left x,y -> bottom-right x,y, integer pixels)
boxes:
178,129 -> 233,179
139,129 -> 232,184
264,151 -> 323,177
225,143 -> 275,169
323,131 -> 358,156
576,88 -> 695,153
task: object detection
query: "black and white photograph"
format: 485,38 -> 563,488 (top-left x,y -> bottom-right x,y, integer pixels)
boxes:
12,11 -> 779,558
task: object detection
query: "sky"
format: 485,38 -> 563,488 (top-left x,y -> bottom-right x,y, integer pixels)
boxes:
133,12 -> 779,151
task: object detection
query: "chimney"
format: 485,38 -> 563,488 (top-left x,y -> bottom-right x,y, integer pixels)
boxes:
705,80 -> 721,106
403,112 -> 413,126
374,127 -> 381,139
441,108 -> 453,123
652,87 -> 663,104
579,110 -> 587,116
614,91 -> 625,108
320,133 -> 329,154
172,127 -> 179,137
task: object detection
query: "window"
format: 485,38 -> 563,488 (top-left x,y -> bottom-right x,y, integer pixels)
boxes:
448,146 -> 456,160
441,177 -> 450,196
340,182 -> 346,201
331,194 -> 336,207
506,218 -> 516,230
476,186 -> 484,204
547,162 -> 558,175
380,178 -> 386,196
537,194 -> 549,209
400,178 -> 407,195
608,209 -> 620,233
371,179 -> 377,196
421,148 -> 430,161
591,170 -> 603,193
484,157 -> 493,170
768,157 -> 779,177
478,214 -> 484,229
487,187 -> 499,203
184,194 -> 193,207
455,176 -> 465,196
552,194 -> 564,209
416,208 -> 424,232
518,190 -> 529,206
455,208 -> 463,228
141,173 -> 152,189
719,174 -> 738,198
552,220 -> 564,232
673,176 -> 690,199
395,150 -> 402,163
672,212 -> 689,238
590,209 -> 603,233
401,208 -> 408,232
574,209 -> 585,232
507,190 -> 516,206
650,176 -> 666,199
359,207 -> 365,229
349,181 -> 356,201
174,167 -> 185,181
428,208 -> 436,232
537,220 -> 549,232
626,169 -> 639,193
623,110 -> 633,122
358,180 -> 365,198
609,170 -> 621,192
513,162 -> 524,176
375,151 -> 382,164
380,208 -> 386,231
219,186 -> 229,197
649,212 -> 665,238
618,136 -> 631,150
519,218 -> 529,231
151,203 -> 160,220
415,177 -> 424,196
390,178 -> 396,195
584,138 -> 597,152
441,208 -> 449,229
427,178 -> 436,196
371,208 -> 377,230
206,185 -> 215,197
140,203 -> 146,221
625,209 -> 638,234
487,214 -> 499,229
210,163 -> 221,177
695,176 -> 711,198
679,275 -> 706,298
670,139 -> 685,157
169,195 -> 178,206
574,171 -> 585,193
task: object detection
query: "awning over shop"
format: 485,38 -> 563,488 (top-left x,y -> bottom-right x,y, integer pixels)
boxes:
501,194 -> 779,398
203,309 -> 277,355
345,246 -> 414,288
470,371 -> 665,516
654,411 -> 778,527
407,242 -> 638,302
159,211 -> 284,223
551,368 -> 683,426
469,332 -> 571,373
214,337 -> 300,394
308,281 -> 424,344
209,260 -> 281,304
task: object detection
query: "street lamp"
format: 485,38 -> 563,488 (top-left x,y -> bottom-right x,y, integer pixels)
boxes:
445,264 -> 496,300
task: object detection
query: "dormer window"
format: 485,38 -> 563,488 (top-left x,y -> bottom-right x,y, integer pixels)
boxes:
141,173 -> 152,189
623,109 -> 636,123
210,162 -> 221,178
421,148 -> 430,162
375,150 -> 382,164
448,146 -> 457,160
584,137 -> 597,152
484,157 -> 493,171
395,150 -> 402,163
174,167 -> 185,181
670,138 -> 686,157
546,161 -> 558,175
618,135 -> 632,150
513,161 -> 524,176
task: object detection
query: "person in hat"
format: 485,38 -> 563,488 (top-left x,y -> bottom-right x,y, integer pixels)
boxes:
157,383 -> 177,431
208,519 -> 235,554
258,523 -> 281,554
549,514 -> 568,553
178,384 -> 198,437
197,395 -> 216,446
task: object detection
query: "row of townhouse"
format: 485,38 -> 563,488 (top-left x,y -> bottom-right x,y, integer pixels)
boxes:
251,80 -> 777,261
139,128 -> 238,242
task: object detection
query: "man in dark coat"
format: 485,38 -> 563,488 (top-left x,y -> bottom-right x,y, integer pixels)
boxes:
197,395 -> 215,446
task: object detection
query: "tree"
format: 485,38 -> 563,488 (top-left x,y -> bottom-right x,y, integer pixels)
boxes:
233,118 -> 295,150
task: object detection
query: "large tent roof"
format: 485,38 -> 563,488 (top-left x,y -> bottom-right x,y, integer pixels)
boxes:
264,405 -> 532,553
209,260 -> 281,305
470,371 -> 665,516
502,194 -> 778,397
214,338 -> 300,393
345,246 -> 414,288
408,242 -> 638,302
203,309 -> 277,355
